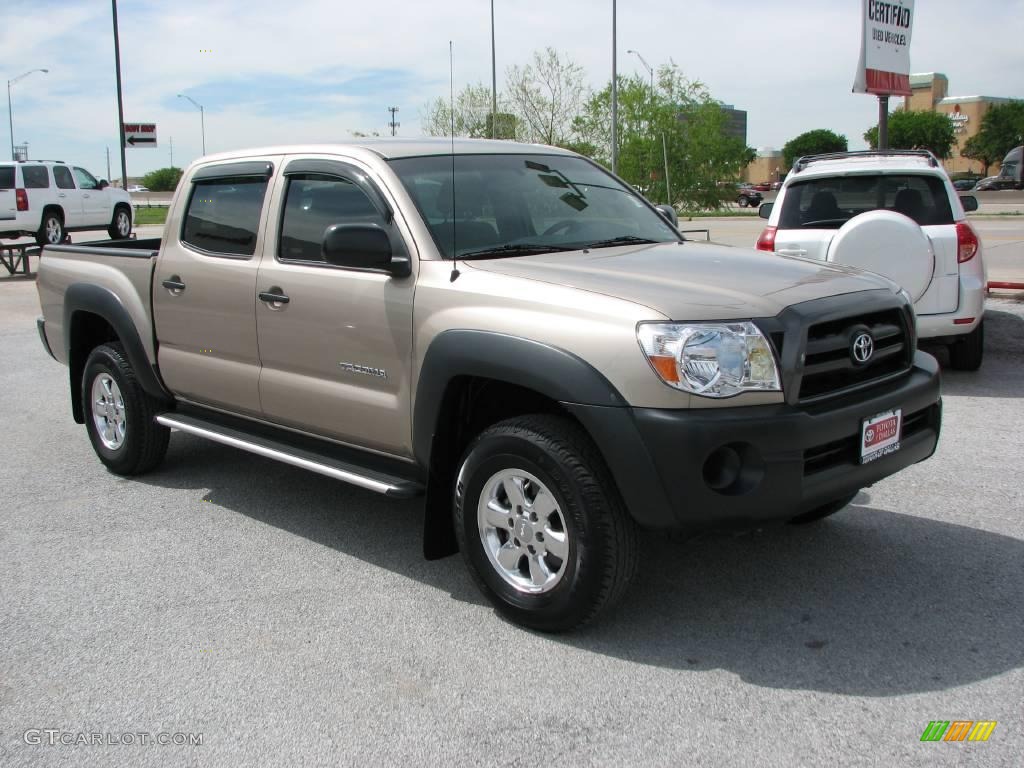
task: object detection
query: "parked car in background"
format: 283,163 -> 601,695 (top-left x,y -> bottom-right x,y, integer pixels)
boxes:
750,182 -> 771,192
757,150 -> 986,369
952,179 -> 979,191
127,185 -> 150,193
771,180 -> 784,191
974,175 -> 1016,191
0,160 -> 133,244
736,184 -> 763,208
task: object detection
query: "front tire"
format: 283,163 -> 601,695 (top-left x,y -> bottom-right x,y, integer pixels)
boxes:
454,415 -> 639,632
36,210 -> 64,246
948,320 -> 984,371
108,206 -> 132,239
738,196 -> 749,208
82,343 -> 169,475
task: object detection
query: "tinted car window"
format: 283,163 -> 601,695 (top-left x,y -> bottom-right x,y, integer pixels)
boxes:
181,179 -> 268,256
779,174 -> 954,229
279,175 -> 383,263
53,166 -> 76,189
0,166 -> 15,189
73,167 -> 99,190
22,166 -> 50,188
390,154 -> 679,258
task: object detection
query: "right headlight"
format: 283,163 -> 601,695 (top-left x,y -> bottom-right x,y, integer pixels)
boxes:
637,321 -> 781,398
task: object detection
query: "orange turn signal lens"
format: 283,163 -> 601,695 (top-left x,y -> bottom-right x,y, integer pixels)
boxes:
648,355 -> 680,383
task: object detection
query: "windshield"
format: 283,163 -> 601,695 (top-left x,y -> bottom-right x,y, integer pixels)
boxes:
388,153 -> 680,259
778,173 -> 954,229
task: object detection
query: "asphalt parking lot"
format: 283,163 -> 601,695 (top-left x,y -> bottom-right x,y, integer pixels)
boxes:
1,256 -> 1022,765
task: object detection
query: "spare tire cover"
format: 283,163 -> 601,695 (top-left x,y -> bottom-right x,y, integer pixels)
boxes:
825,210 -> 934,301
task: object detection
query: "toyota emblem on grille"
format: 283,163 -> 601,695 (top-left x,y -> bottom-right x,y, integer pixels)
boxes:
851,332 -> 874,364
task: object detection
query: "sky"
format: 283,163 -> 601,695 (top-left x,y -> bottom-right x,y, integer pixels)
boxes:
2,0 -> 1022,181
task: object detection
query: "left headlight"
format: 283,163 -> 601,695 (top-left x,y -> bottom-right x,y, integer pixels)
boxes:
637,321 -> 782,398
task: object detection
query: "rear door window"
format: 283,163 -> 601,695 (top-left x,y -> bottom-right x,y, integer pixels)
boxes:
53,166 -> 76,189
0,166 -> 14,189
780,174 -> 953,229
181,179 -> 268,257
22,166 -> 50,188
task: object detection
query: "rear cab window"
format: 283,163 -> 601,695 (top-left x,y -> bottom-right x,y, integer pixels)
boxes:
779,174 -> 954,229
22,166 -> 50,189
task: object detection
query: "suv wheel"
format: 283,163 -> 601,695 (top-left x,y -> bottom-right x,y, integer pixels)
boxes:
948,320 -> 984,371
108,206 -> 132,240
83,342 -> 169,475
37,210 -> 64,246
454,415 -> 638,632
738,196 -> 749,207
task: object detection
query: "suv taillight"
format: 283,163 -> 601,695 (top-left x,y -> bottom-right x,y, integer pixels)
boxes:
956,221 -> 979,263
15,188 -> 28,211
756,225 -> 777,252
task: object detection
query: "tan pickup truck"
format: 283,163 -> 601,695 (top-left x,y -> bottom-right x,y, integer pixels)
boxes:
36,140 -> 942,631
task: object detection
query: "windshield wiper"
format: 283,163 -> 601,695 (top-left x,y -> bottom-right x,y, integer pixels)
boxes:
582,235 -> 663,249
458,243 -> 575,259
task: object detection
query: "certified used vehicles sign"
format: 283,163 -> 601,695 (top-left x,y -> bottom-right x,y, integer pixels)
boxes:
852,0 -> 915,96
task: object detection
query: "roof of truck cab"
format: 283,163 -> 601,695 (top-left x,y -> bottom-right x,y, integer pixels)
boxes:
195,138 -> 577,163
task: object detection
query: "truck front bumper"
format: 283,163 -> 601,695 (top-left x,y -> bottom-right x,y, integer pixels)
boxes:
567,351 -> 942,530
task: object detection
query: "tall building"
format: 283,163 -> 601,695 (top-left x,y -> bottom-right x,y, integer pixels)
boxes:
903,73 -> 1018,175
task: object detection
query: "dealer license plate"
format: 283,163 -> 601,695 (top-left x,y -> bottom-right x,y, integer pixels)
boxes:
860,409 -> 902,464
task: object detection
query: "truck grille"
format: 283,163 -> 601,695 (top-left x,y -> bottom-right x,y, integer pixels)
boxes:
798,309 -> 912,403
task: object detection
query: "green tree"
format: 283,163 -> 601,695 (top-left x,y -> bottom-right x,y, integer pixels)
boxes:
573,65 -> 753,209
864,110 -> 955,158
782,129 -> 848,168
141,166 -> 184,192
966,101 -> 1024,172
420,83 -> 495,138
505,47 -> 588,145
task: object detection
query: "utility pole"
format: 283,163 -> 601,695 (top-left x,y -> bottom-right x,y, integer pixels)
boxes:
611,0 -> 618,173
388,106 -> 400,136
106,146 -> 111,181
490,0 -> 497,138
111,0 -> 128,189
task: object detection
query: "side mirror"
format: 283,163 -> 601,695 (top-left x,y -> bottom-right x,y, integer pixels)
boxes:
655,204 -> 678,228
321,223 -> 409,276
758,202 -> 774,219
959,195 -> 978,213
98,179 -> 109,190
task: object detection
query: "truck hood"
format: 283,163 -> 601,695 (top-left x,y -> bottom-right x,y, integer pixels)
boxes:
464,241 -> 896,320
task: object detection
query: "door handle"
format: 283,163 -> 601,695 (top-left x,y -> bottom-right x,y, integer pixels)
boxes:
162,275 -> 186,293
776,248 -> 808,256
57,193 -> 66,198
259,287 -> 290,305
83,194 -> 91,198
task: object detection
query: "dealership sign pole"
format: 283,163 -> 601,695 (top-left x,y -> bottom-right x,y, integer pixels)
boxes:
853,0 -> 914,149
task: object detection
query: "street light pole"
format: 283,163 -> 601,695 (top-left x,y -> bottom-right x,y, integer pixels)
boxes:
7,68 -> 49,161
490,0 -> 497,138
178,94 -> 206,155
611,0 -> 618,173
626,49 -> 654,91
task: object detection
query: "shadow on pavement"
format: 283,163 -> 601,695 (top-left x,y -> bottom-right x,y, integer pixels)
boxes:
923,308 -> 1024,398
140,439 -> 1024,697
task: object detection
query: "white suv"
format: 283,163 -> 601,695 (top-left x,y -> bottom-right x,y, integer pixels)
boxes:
0,160 -> 134,245
756,150 -> 986,370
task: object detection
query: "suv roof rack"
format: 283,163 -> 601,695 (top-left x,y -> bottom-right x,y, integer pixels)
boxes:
792,150 -> 939,173
16,159 -> 65,164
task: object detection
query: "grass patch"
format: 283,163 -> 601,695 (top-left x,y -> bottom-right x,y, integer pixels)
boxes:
133,206 -> 168,226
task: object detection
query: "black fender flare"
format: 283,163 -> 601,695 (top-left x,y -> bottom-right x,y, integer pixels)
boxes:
64,283 -> 171,422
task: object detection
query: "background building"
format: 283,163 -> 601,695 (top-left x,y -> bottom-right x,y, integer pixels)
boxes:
903,73 -> 1017,176
743,147 -> 786,184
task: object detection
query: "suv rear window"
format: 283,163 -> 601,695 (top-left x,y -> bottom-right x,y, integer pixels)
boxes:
22,166 -> 50,188
0,167 -> 14,189
779,174 -> 954,229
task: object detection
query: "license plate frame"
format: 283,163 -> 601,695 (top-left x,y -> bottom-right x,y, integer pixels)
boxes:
860,408 -> 902,464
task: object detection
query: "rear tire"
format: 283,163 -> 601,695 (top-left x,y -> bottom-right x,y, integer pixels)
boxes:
82,342 -> 169,475
108,206 -> 132,240
454,415 -> 639,632
738,196 -> 749,208
789,492 -> 858,524
36,209 -> 64,246
948,320 -> 984,371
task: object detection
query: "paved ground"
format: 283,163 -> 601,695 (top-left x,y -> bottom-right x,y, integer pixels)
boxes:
0,268 -> 1022,765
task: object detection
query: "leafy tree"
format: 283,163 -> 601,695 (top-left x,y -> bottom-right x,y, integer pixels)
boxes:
573,65 -> 753,209
864,110 -> 955,158
505,48 -> 588,145
420,83 -> 496,138
964,101 -> 1024,173
141,166 -> 184,192
961,134 -> 1001,176
782,129 -> 848,168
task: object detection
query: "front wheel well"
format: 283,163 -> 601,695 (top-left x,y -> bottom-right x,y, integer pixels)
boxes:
68,311 -> 119,422
421,376 -> 582,559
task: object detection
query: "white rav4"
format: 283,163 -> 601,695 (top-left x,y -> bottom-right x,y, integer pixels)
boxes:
0,160 -> 134,245
757,150 -> 986,370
